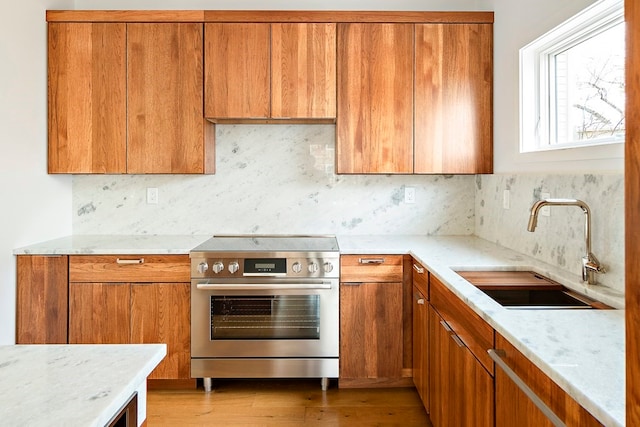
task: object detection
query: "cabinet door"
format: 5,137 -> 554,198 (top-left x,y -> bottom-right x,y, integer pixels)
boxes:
127,23 -> 207,173
494,334 -> 602,427
205,23 -> 270,119
415,23 -> 493,174
48,23 -> 126,173
16,255 -> 68,344
337,23 -> 414,174
430,307 -> 493,427
340,282 -> 403,384
131,283 -> 190,380
412,286 -> 429,410
69,283 -> 131,344
271,23 -> 336,119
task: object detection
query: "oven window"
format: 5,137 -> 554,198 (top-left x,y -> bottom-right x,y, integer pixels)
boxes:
210,295 -> 320,340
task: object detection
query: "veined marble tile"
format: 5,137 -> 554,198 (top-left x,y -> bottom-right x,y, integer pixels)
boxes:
475,173 -> 624,293
73,125 -> 475,236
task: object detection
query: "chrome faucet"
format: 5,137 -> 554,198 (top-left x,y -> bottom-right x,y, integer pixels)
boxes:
527,198 -> 606,285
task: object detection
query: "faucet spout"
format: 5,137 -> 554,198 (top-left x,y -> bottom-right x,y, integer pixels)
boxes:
526,198 -> 605,285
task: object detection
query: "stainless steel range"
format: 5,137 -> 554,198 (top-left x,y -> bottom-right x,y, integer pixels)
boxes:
189,235 -> 340,391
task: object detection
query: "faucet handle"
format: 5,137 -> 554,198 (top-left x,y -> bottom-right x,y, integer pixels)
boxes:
584,253 -> 606,273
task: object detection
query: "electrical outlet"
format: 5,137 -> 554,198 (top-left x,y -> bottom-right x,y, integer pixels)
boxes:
503,190 -> 510,209
540,192 -> 550,216
147,187 -> 159,204
405,187 -> 416,204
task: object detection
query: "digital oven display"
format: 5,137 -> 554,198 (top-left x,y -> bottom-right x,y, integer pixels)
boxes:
244,258 -> 287,274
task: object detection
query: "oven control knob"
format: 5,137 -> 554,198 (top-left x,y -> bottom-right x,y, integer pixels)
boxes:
308,262 -> 319,273
228,261 -> 239,274
212,262 -> 224,274
197,262 -> 209,274
323,262 -> 334,273
292,262 -> 302,273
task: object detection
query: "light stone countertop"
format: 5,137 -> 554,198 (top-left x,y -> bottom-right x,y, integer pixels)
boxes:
13,234 -> 626,426
12,234 -> 212,255
0,344 -> 166,427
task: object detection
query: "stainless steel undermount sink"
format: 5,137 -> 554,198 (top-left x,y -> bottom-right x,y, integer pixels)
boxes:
456,270 -> 612,310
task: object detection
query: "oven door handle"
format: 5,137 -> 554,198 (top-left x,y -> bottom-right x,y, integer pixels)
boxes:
195,282 -> 333,291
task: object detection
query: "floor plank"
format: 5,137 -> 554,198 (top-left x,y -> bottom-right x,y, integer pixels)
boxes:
147,379 -> 432,426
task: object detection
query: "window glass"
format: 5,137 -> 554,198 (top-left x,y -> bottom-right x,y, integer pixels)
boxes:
520,0 -> 624,153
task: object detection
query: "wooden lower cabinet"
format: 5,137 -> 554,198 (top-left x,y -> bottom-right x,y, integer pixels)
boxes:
429,306 -> 493,427
16,255 -> 68,344
412,284 -> 429,410
340,281 -> 404,387
131,283 -> 190,380
69,282 -> 131,344
494,334 -> 603,427
69,281 -> 190,379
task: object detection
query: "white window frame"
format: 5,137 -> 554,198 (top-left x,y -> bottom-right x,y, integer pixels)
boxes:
520,0 -> 624,153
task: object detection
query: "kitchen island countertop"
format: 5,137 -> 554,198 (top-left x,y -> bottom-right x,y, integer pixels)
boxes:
0,344 -> 166,426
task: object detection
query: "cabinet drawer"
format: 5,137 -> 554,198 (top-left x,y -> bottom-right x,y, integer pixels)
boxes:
412,259 -> 428,297
430,275 -> 495,375
69,255 -> 190,283
340,255 -> 403,282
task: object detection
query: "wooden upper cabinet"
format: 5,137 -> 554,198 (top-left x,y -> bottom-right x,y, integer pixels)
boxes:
414,23 -> 493,174
271,23 -> 336,119
48,22 -> 213,174
127,23 -> 208,174
205,23 -> 270,119
48,23 -> 127,174
205,23 -> 336,120
336,23 -> 414,174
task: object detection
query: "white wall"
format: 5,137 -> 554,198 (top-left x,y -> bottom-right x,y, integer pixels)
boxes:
0,0 -> 74,344
490,0 -> 623,173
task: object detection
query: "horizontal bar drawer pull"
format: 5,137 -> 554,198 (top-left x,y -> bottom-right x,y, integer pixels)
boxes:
413,264 -> 425,274
196,283 -> 332,291
450,334 -> 465,348
439,320 -> 453,332
358,258 -> 385,264
488,349 -> 566,427
116,258 -> 145,265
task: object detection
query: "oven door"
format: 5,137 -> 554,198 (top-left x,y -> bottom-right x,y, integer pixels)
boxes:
191,278 -> 339,358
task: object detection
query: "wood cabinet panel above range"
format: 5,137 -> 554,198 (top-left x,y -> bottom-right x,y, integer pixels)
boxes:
204,22 -> 336,121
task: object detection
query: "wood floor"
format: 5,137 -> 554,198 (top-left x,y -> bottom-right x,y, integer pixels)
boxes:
146,379 -> 432,426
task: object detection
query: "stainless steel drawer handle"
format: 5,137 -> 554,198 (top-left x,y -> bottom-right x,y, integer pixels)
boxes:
413,264 -> 425,274
439,320 -> 453,332
358,258 -> 385,265
488,349 -> 566,427
116,258 -> 144,265
450,334 -> 465,348
196,283 -> 332,291
414,293 -> 425,304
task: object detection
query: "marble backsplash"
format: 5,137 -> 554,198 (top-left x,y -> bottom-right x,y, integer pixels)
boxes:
475,173 -> 624,293
73,125 -> 475,236
72,125 -> 624,293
